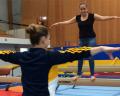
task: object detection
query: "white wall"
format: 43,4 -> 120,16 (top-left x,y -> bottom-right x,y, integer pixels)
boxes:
0,0 -> 22,31
12,0 -> 21,29
7,28 -> 27,38
0,0 -> 9,31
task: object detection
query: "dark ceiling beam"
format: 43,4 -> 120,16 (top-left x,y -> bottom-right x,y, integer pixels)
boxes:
7,0 -> 13,29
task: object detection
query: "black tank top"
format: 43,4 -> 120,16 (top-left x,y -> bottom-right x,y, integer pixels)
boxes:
76,13 -> 96,39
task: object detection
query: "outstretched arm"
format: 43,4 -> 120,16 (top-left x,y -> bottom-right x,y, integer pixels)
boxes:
94,14 -> 120,21
48,46 -> 120,65
91,46 -> 120,55
0,50 -> 21,64
49,16 -> 76,28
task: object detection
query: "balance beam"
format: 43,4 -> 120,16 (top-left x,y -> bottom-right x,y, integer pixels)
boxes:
58,78 -> 120,87
0,77 -> 21,83
58,66 -> 120,72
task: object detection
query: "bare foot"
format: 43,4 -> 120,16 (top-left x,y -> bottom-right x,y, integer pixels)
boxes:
90,76 -> 96,81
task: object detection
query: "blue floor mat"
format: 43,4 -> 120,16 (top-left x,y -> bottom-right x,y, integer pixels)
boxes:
56,85 -> 120,96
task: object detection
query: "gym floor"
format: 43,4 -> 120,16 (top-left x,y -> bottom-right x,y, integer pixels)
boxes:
56,85 -> 120,96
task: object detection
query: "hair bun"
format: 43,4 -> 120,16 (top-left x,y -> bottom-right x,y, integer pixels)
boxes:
25,24 -> 36,34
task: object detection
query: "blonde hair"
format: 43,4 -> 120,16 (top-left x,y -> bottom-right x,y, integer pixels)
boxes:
79,2 -> 88,8
25,24 -> 48,46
